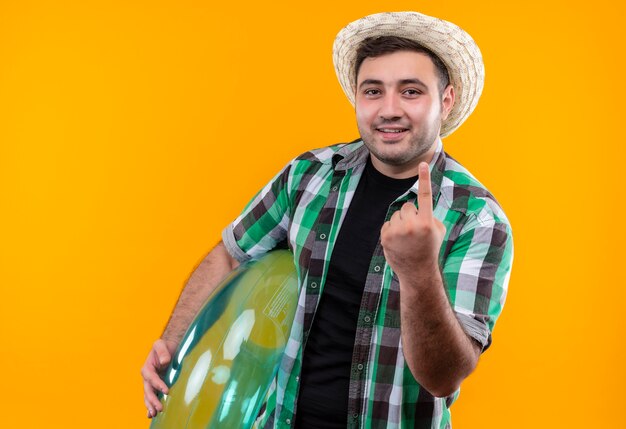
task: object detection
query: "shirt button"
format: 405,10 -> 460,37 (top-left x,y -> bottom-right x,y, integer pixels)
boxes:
319,233 -> 327,240
353,413 -> 358,419
331,186 -> 338,191
295,376 -> 299,381
357,363 -> 364,370
364,316 -> 371,323
286,418 -> 291,425
311,282 -> 317,289
373,265 -> 381,272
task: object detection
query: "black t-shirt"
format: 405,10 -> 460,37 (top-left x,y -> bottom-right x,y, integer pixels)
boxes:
295,157 -> 418,428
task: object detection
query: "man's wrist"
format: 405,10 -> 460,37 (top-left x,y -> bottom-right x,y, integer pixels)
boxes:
160,335 -> 181,351
395,258 -> 441,288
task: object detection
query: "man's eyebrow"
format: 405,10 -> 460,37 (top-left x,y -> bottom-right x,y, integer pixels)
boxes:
358,79 -> 383,90
357,78 -> 429,90
398,78 -> 428,89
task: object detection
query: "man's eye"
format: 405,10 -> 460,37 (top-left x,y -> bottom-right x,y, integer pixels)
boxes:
403,89 -> 422,96
364,89 -> 381,96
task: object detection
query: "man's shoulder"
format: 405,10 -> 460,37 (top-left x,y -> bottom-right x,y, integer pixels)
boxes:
439,152 -> 510,227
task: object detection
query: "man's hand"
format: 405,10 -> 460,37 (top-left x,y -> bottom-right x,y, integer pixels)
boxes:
381,162 -> 446,279
381,162 -> 479,396
140,242 -> 239,418
141,339 -> 178,418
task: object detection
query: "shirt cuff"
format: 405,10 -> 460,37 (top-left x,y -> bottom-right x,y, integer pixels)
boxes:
221,224 -> 252,263
456,313 -> 490,351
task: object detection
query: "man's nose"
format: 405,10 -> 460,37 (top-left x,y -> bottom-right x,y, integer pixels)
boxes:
379,93 -> 403,120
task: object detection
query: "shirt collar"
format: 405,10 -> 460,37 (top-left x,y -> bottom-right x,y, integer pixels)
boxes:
332,140 -> 369,170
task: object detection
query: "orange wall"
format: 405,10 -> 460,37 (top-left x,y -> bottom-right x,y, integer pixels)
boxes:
1,1 -> 624,427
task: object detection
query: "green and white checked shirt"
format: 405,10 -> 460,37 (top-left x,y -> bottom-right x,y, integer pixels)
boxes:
222,138 -> 513,429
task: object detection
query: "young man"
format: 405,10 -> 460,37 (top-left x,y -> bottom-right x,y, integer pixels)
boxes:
142,11 -> 513,428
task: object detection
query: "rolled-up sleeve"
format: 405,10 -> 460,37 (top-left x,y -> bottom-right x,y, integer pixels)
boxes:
441,213 -> 514,352
222,161 -> 293,263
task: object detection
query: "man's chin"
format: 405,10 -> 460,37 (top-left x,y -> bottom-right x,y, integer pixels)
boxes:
370,151 -> 415,167
372,145 -> 434,169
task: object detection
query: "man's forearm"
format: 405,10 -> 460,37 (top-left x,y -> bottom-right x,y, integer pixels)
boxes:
161,241 -> 239,345
398,262 -> 480,398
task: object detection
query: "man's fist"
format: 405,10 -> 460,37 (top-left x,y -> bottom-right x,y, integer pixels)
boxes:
380,162 -> 446,280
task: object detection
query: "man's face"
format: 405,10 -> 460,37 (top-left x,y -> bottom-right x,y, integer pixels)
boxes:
355,51 -> 454,178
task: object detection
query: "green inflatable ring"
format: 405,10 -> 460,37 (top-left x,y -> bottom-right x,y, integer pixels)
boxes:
150,249 -> 298,429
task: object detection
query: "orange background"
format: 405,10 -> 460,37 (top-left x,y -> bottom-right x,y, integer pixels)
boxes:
1,1 -> 624,427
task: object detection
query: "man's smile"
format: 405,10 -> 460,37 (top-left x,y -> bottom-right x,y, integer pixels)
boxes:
375,126 -> 410,141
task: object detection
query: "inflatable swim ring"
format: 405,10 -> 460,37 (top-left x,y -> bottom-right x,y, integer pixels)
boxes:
150,249 -> 298,429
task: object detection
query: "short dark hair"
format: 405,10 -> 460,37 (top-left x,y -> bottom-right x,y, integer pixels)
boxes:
354,36 -> 451,96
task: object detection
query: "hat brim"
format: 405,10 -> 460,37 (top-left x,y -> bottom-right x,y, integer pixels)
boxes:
332,11 -> 484,137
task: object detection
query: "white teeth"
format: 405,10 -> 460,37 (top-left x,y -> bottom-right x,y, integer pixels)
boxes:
378,129 -> 406,133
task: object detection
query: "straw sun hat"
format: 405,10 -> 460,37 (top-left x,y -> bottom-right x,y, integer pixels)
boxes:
333,11 -> 485,137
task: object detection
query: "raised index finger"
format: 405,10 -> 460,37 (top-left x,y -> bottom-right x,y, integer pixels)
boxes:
417,162 -> 433,218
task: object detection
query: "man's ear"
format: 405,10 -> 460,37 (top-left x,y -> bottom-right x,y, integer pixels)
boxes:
441,85 -> 455,121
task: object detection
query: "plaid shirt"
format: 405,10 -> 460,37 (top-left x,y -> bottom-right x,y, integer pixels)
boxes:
222,138 -> 513,429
